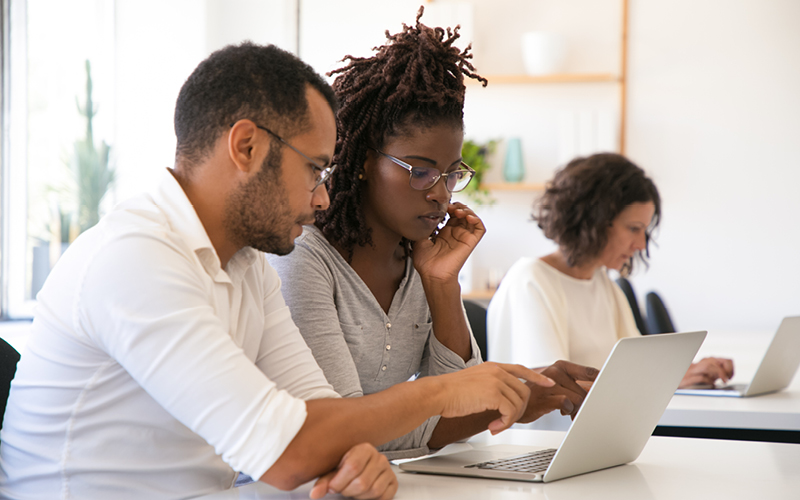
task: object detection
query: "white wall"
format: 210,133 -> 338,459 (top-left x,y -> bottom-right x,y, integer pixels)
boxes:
624,0 -> 800,332
113,0 -> 295,202
467,0 -> 800,333
297,0 -> 800,334
105,0 -> 800,334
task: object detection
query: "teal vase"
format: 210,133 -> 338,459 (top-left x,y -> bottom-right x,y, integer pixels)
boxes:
503,137 -> 525,182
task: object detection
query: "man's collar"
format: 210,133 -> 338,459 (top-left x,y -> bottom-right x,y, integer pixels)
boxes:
152,168 -> 259,280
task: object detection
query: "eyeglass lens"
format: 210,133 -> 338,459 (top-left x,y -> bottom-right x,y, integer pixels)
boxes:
410,167 -> 472,192
316,165 -> 336,188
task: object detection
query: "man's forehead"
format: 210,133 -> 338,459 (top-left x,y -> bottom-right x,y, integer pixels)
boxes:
302,87 -> 336,146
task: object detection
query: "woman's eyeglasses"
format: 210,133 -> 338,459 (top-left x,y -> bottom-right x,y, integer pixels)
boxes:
372,148 -> 475,193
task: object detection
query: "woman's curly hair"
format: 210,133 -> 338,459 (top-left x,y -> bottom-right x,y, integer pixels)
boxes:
534,153 -> 661,275
315,6 -> 486,256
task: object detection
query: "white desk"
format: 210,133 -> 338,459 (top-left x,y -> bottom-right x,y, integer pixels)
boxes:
195,429 -> 800,499
520,330 -> 800,442
657,329 -> 800,442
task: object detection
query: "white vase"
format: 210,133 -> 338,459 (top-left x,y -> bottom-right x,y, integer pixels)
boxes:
521,32 -> 568,76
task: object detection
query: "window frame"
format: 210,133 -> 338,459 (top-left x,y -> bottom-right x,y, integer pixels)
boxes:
1,0 -> 32,319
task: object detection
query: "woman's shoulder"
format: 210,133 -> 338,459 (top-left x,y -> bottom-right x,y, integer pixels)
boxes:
269,226 -> 336,264
294,225 -> 336,255
506,257 -> 564,285
505,256 -> 543,277
494,257 -> 554,294
266,226 -> 348,285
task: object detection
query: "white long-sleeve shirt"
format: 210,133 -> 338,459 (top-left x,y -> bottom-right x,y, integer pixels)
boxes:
0,169 -> 338,500
487,257 -> 639,369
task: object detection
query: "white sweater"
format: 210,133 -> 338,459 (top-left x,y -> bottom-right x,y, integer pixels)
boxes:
487,258 -> 640,369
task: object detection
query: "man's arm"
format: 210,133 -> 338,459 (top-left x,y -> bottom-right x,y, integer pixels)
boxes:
260,362 -> 552,490
425,360 -> 600,449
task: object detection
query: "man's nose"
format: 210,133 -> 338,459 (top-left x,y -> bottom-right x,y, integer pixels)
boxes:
313,183 -> 330,211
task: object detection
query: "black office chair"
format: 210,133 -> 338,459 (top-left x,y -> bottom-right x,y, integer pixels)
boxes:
645,291 -> 677,334
0,337 -> 21,431
462,300 -> 488,361
615,277 -> 649,335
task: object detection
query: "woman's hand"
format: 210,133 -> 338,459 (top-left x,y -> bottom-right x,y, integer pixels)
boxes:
412,202 -> 486,284
433,362 -> 554,434
679,357 -> 735,389
519,361 -> 599,423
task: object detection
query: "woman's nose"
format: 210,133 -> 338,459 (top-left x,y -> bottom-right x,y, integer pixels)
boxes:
425,177 -> 451,206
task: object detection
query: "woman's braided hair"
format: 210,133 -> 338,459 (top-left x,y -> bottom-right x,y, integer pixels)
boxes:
316,6 -> 487,255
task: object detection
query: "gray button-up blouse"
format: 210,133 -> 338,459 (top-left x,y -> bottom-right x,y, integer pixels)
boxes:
268,225 -> 481,458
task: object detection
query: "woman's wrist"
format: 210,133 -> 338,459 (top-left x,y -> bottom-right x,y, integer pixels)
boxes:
420,274 -> 461,296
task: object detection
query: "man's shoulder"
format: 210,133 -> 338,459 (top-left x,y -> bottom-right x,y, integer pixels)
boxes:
61,194 -> 192,275
103,193 -> 169,232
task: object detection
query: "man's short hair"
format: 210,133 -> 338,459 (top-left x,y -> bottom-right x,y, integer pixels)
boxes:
174,42 -> 337,167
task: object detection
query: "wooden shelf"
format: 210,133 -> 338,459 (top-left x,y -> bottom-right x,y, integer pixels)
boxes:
462,289 -> 496,301
481,182 -> 546,192
469,73 -> 620,85
464,0 -> 629,154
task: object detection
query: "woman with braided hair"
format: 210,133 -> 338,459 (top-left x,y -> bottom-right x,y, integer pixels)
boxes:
268,8 -> 595,458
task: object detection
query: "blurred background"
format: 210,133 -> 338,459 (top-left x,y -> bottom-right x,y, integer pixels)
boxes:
1,0 -> 798,340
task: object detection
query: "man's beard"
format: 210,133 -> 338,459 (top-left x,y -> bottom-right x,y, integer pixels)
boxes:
224,149 -> 306,256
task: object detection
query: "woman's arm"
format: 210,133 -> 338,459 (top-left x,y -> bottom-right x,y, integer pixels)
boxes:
413,203 -> 485,362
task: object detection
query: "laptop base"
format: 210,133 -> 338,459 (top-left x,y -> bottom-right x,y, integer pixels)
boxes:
674,383 -> 748,397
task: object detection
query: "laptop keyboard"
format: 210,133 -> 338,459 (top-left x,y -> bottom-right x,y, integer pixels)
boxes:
465,448 -> 557,473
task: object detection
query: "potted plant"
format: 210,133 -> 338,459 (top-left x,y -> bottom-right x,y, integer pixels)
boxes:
72,59 -> 114,233
460,139 -> 497,205
33,60 -> 114,298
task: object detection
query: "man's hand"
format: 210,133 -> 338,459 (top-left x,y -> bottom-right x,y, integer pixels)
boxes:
518,360 -> 600,423
309,443 -> 397,500
435,362 -> 555,434
679,357 -> 734,389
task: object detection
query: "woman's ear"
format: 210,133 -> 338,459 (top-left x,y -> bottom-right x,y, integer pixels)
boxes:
361,147 -> 380,180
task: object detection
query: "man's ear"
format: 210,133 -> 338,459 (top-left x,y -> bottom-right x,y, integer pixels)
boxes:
228,120 -> 262,174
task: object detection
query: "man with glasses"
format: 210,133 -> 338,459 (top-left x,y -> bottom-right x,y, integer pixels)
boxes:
0,43 -> 555,500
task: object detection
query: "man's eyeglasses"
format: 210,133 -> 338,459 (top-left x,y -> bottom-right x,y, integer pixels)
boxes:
231,121 -> 337,190
371,148 -> 475,193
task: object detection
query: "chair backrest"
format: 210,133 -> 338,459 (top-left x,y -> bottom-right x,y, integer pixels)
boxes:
645,292 -> 677,334
614,277 -> 649,335
0,337 -> 21,431
462,300 -> 488,361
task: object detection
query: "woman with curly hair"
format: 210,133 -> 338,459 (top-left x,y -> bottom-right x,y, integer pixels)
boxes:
268,8 -> 596,458
487,153 -> 733,389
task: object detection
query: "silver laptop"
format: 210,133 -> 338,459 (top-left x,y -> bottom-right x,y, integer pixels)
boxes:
675,316 -> 800,398
400,331 -> 706,483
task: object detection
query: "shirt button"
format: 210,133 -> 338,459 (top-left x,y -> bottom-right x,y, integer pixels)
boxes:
381,365 -> 387,371
386,345 -> 391,350
386,323 -> 392,329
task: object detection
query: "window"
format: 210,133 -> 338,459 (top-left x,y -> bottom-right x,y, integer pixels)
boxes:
1,0 -> 298,319
2,0 -> 116,318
